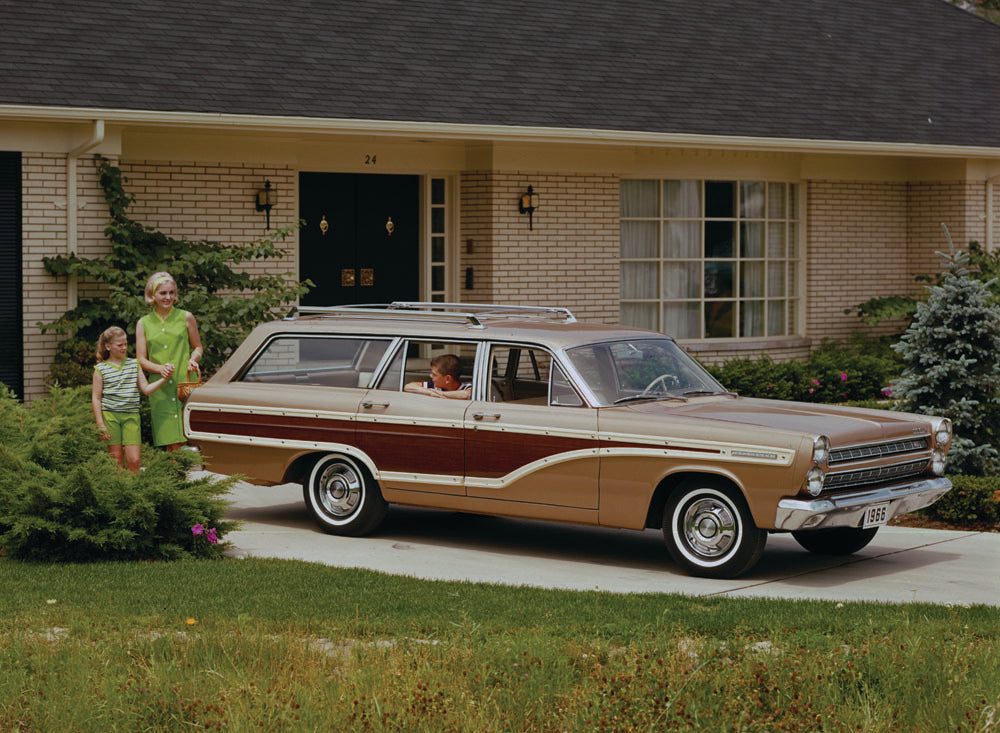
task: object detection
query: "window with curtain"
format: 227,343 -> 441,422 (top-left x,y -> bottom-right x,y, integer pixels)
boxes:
620,179 -> 800,339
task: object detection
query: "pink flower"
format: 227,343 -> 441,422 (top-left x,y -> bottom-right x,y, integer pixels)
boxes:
840,371 -> 848,382
811,378 -> 820,386
191,524 -> 204,536
882,386 -> 894,397
207,528 -> 218,544
809,388 -> 815,394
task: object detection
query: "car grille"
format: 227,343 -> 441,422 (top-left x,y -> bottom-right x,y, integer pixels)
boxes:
829,437 -> 928,465
824,458 -> 929,490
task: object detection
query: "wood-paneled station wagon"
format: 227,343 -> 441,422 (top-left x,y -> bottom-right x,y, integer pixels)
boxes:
184,303 -> 953,578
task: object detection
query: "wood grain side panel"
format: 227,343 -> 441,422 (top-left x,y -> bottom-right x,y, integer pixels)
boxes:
189,410 -> 356,445
466,430 -> 598,478
357,422 -> 464,476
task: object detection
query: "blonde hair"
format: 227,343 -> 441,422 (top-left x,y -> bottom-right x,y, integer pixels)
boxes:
144,271 -> 177,305
96,326 -> 127,362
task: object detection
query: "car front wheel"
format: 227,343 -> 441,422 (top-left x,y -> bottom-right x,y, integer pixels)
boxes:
791,527 -> 878,555
303,454 -> 387,536
662,478 -> 766,579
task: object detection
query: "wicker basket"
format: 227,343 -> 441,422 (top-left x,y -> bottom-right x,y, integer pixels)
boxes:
176,366 -> 204,402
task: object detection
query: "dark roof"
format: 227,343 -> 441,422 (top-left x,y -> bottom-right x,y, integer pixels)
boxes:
2,0 -> 1000,147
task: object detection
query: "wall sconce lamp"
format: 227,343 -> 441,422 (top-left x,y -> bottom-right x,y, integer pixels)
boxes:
255,179 -> 276,228
518,185 -> 539,230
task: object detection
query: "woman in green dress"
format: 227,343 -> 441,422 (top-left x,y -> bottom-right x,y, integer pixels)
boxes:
136,271 -> 203,451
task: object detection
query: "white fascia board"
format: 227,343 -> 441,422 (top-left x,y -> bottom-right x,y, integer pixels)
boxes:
2,104 -> 1000,159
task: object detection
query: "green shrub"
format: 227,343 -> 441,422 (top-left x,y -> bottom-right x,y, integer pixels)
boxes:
706,356 -> 805,400
0,385 -> 240,561
705,339 -> 899,403
916,474 -> 1000,525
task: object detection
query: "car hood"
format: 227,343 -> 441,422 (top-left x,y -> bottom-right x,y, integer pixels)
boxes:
606,396 -> 931,446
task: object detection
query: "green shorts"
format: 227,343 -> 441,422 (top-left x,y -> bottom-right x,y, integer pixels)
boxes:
103,410 -> 141,446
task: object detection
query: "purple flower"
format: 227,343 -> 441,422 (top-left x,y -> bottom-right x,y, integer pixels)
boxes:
840,371 -> 848,382
207,528 -> 218,544
191,524 -> 204,536
808,388 -> 815,394
811,378 -> 820,386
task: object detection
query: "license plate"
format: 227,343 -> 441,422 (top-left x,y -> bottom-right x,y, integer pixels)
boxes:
862,502 -> 890,528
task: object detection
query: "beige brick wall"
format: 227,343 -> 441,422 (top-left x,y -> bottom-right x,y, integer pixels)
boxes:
21,153 -> 111,399
119,160 -> 298,279
806,181 -> 911,342
20,161 -> 998,399
806,180 -> 989,346
21,156 -> 296,399
459,171 -> 620,323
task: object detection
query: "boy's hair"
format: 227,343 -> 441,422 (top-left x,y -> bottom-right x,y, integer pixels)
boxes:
144,271 -> 177,305
96,326 -> 127,361
430,353 -> 462,380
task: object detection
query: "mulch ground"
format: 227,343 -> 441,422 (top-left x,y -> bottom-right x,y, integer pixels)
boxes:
889,513 -> 1000,533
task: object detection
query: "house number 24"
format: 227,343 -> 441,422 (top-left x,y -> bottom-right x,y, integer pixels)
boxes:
364,154 -> 377,165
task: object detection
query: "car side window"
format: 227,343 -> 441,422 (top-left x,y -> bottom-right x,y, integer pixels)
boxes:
238,336 -> 391,388
375,340 -> 478,393
487,344 -> 583,407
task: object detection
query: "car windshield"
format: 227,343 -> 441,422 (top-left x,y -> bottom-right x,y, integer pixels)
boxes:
564,338 -> 729,406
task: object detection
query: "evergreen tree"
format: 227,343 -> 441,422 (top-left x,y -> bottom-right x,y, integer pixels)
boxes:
891,227 -> 1000,475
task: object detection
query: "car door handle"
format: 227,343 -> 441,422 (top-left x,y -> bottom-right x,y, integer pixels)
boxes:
362,401 -> 390,409
472,412 -> 502,421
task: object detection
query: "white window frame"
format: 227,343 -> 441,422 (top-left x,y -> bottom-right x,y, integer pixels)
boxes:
421,175 -> 459,303
620,179 -> 802,340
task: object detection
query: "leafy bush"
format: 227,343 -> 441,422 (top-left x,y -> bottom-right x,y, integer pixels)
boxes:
41,157 -> 311,386
707,356 -> 805,401
915,475 -> 1000,526
705,339 -> 900,403
0,385 -> 240,561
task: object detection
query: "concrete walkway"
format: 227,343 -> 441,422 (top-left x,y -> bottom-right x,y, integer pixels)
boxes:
221,480 -> 1000,607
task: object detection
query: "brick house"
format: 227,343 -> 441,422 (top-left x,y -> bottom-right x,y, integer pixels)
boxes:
2,0 -> 999,400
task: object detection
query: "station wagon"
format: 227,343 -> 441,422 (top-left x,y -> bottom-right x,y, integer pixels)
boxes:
183,303 -> 953,578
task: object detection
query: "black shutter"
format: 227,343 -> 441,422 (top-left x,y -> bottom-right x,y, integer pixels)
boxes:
0,152 -> 23,400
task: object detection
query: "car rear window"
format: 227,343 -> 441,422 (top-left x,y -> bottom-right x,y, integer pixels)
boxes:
238,336 -> 392,389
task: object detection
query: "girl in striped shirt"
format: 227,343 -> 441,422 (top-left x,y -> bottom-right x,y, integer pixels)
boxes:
91,326 -> 168,472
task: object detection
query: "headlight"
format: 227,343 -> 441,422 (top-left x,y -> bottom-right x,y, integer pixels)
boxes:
934,418 -> 952,447
812,435 -> 830,465
931,449 -> 947,476
804,466 -> 825,496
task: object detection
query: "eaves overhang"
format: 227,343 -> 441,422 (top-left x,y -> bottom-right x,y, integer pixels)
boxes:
3,104 -> 1000,160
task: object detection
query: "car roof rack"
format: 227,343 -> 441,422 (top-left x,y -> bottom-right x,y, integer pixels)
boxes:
293,302 -> 577,328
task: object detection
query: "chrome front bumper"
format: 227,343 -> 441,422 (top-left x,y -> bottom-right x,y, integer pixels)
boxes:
773,477 -> 953,531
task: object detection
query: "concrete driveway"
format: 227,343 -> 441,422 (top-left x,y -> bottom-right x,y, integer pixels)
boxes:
221,480 -> 1000,607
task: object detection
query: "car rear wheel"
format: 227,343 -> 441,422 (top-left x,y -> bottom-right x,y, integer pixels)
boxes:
791,527 -> 879,555
303,454 -> 386,536
663,478 -> 766,579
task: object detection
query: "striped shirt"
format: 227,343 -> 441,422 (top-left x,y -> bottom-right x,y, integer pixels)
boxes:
95,358 -> 141,412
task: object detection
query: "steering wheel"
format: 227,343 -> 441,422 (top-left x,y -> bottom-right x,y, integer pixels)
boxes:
640,373 -> 678,396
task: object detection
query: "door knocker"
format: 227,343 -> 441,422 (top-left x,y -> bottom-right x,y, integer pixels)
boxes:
319,215 -> 329,236
385,216 -> 394,236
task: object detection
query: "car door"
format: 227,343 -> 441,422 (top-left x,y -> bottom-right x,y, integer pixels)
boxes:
355,338 -> 478,497
465,344 -> 599,509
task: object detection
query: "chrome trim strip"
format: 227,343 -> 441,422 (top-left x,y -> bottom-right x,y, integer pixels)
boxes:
464,449 -> 600,489
773,477 -> 952,531
599,446 -> 791,465
185,403 -> 357,421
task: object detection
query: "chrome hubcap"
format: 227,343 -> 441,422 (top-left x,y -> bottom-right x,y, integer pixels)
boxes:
681,498 -> 737,558
317,463 -> 361,518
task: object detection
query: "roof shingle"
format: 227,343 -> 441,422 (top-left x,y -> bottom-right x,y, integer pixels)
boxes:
2,0 -> 999,147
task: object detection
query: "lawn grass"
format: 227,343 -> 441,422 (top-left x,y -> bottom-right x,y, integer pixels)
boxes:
2,557 -> 998,731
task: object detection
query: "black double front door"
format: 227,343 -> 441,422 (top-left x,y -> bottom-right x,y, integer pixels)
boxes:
299,172 -> 419,306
